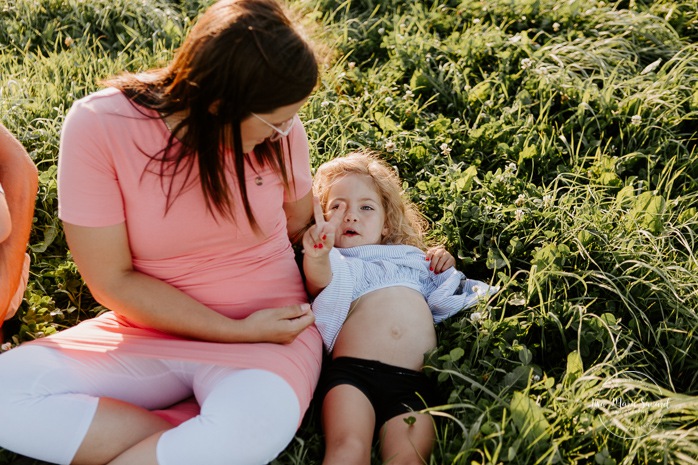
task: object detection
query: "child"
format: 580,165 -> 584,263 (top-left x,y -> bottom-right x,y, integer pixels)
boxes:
302,151 -> 498,465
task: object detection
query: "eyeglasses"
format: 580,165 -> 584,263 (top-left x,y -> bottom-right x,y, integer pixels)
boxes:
251,113 -> 296,141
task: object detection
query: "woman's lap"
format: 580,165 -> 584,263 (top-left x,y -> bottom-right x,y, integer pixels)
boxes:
0,344 -> 302,464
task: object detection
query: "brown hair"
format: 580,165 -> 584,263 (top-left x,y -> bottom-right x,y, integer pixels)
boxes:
313,151 -> 428,249
103,0 -> 318,228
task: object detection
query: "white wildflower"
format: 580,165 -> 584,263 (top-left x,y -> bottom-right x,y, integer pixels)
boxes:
470,312 -> 483,323
403,90 -> 414,99
320,100 -> 330,108
473,18 -> 481,24
385,140 -> 396,153
515,194 -> 526,206
384,96 -> 393,105
348,62 -> 356,69
631,115 -> 642,125
506,162 -> 518,174
378,27 -> 385,35
515,209 -> 525,221
542,194 -> 553,207
533,374 -> 541,382
440,143 -> 452,156
553,22 -> 560,32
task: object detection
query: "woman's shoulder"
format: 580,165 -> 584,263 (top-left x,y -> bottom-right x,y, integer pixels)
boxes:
69,87 -> 145,118
64,88 -> 157,135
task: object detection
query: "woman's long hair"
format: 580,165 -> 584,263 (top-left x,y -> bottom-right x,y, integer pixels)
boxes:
103,0 -> 318,229
313,151 -> 428,249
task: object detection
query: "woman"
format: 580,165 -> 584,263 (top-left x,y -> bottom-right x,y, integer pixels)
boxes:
0,1 -> 322,464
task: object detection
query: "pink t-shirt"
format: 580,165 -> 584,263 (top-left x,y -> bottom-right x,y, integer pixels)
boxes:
34,88 -> 322,412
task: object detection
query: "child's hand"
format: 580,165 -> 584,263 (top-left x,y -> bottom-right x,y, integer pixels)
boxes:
302,196 -> 345,258
426,246 -> 456,274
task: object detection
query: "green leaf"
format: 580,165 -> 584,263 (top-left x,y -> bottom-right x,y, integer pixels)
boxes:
449,347 -> 465,362
518,144 -> 537,165
486,247 -> 507,270
372,111 -> 400,133
627,192 -> 667,234
564,351 -> 583,385
510,391 -> 551,445
519,347 -> 533,365
455,165 -> 478,192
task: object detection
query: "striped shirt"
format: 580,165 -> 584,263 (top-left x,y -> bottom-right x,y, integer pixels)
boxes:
312,244 -> 499,351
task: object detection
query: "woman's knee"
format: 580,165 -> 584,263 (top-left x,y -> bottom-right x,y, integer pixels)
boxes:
157,369 -> 300,465
0,346 -> 54,414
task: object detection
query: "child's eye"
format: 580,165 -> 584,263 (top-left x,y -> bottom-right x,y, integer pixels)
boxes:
330,204 -> 341,210
361,205 -> 374,211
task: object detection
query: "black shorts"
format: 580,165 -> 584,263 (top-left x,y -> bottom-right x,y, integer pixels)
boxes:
317,356 -> 443,438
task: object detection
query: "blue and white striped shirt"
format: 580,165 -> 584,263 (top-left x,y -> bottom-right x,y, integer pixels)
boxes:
312,244 -> 499,351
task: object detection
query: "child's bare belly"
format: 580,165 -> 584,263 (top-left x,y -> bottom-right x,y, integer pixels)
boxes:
331,286 -> 437,371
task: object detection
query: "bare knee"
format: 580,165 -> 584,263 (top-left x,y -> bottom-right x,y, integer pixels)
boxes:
378,413 -> 435,465
323,434 -> 372,465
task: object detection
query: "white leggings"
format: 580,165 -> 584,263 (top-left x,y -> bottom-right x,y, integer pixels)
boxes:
0,345 -> 300,465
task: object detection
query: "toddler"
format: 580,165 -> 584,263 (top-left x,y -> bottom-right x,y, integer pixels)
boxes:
303,151 -> 498,464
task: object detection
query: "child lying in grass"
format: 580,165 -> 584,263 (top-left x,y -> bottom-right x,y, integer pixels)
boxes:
303,151 -> 498,464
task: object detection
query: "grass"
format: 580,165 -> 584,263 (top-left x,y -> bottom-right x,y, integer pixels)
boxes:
1,0 -> 697,463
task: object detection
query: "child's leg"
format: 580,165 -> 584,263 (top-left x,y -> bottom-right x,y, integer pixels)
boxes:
378,412 -> 436,465
321,385 -> 376,465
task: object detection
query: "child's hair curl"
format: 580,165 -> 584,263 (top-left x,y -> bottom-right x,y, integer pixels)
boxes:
313,151 -> 427,249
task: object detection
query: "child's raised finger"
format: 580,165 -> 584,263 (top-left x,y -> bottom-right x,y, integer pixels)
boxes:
324,201 -> 346,232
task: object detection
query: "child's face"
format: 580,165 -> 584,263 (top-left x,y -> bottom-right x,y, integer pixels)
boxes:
325,174 -> 388,248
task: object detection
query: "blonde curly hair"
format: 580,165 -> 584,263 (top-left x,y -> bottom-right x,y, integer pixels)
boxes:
313,151 -> 427,249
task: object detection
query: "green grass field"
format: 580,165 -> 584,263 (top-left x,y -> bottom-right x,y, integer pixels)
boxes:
1,0 -> 697,463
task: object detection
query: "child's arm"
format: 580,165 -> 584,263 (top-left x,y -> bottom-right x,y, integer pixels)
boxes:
302,224 -> 333,297
302,197 -> 346,297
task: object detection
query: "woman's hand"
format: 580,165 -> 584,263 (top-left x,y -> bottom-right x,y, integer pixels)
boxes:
241,304 -> 315,344
426,246 -> 456,274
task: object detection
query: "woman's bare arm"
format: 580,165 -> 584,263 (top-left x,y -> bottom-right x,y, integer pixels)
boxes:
0,124 -> 38,320
63,222 -> 314,344
283,189 -> 313,244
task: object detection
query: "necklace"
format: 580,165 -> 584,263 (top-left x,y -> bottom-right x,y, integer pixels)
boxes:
160,113 -> 174,132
